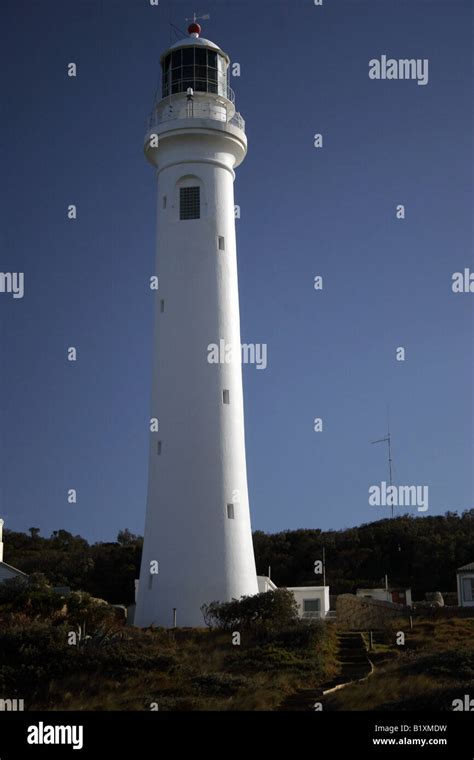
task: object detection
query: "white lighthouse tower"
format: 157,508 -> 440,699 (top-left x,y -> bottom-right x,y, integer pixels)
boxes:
135,22 -> 258,628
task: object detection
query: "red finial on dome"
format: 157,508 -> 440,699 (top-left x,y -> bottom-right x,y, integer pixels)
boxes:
188,22 -> 201,36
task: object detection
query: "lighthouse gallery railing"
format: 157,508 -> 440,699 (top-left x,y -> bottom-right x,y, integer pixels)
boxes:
148,100 -> 245,132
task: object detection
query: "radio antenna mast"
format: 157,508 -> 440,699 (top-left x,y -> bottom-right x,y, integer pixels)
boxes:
371,408 -> 394,518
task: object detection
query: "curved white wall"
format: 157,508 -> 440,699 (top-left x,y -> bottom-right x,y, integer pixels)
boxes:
135,122 -> 258,628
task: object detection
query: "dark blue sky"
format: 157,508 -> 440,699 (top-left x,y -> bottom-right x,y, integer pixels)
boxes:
1,0 -> 472,542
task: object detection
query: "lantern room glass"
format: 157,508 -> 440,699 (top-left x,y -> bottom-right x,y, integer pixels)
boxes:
162,47 -> 227,98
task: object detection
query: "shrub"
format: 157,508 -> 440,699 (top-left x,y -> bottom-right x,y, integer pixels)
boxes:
0,623 -> 72,696
201,589 -> 299,635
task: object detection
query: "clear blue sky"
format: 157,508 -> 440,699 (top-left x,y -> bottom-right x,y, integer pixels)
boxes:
1,0 -> 472,542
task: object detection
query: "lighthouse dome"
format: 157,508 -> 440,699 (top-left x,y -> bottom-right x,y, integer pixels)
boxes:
166,36 -> 224,55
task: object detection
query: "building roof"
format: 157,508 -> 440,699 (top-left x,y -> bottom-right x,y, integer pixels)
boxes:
357,587 -> 411,592
256,575 -> 278,591
457,562 -> 474,572
0,561 -> 27,576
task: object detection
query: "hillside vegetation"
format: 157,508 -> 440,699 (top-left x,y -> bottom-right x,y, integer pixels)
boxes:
0,583 -> 338,711
4,510 -> 473,605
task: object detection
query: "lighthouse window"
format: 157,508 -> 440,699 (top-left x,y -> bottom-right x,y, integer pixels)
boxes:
218,236 -> 225,251
223,389 -> 230,404
180,187 -> 200,220
227,504 -> 235,520
160,300 -> 165,313
182,48 -> 194,66
195,48 -> 207,66
157,441 -> 162,455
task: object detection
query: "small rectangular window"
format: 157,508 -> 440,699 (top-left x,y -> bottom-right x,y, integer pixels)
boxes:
160,300 -> 165,313
163,195 -> 167,209
148,574 -> 153,590
180,187 -> 200,220
303,598 -> 321,612
218,236 -> 225,250
227,504 -> 235,519
157,441 -> 162,455
223,390 -> 230,404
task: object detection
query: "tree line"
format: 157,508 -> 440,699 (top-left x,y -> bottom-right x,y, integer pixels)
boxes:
3,511 -> 473,604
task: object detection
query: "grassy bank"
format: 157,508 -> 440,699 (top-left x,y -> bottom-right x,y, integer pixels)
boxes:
323,617 -> 474,710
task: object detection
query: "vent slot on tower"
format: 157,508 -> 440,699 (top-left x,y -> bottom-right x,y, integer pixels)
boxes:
180,187 -> 200,220
227,504 -> 235,520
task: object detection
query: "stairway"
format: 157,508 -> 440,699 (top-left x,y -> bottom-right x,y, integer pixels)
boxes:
277,631 -> 372,711
330,631 -> 372,684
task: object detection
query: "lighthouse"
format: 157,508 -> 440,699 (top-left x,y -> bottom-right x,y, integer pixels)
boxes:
134,23 -> 258,628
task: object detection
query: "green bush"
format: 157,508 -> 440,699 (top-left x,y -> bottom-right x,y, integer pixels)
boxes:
201,589 -> 299,635
0,623 -> 72,696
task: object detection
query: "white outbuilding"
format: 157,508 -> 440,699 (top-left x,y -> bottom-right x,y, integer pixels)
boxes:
0,519 -> 27,583
257,576 -> 330,620
287,586 -> 330,620
457,562 -> 474,607
356,587 -> 412,606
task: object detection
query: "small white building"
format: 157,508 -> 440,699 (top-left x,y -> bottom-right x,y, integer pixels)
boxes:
457,562 -> 474,607
357,587 -> 412,606
0,519 -> 27,584
257,576 -> 330,620
287,586 -> 330,620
